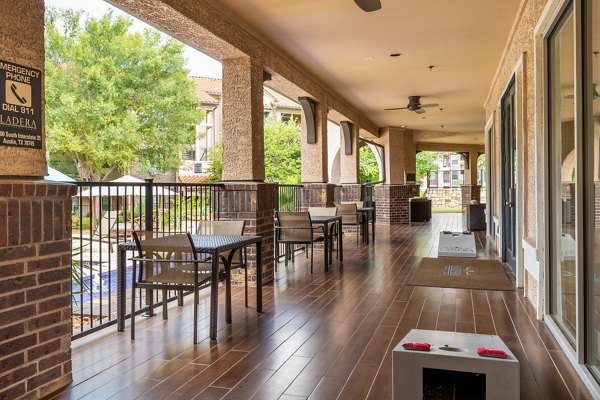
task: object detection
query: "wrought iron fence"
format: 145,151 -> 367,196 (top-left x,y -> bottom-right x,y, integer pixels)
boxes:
70,179 -> 223,339
275,183 -> 303,211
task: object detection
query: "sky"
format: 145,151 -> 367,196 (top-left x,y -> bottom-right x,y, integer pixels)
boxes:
45,0 -> 223,78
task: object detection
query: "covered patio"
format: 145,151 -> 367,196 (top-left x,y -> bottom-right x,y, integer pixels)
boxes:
53,215 -> 590,399
2,0 -> 600,398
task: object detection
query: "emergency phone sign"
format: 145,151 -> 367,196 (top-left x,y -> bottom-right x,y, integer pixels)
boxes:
0,60 -> 42,149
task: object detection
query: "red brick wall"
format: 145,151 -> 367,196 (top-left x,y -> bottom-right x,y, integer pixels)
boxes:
337,184 -> 362,203
461,185 -> 482,209
0,181 -> 77,399
218,183 -> 276,285
375,184 -> 419,225
299,183 -> 335,209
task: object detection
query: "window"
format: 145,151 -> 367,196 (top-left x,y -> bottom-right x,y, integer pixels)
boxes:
452,171 -> 458,181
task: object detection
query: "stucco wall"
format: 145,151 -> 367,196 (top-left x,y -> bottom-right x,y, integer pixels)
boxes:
484,0 -> 548,243
0,0 -> 46,177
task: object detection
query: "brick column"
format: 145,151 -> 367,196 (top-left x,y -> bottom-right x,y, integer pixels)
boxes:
337,184 -> 363,203
461,185 -> 481,209
0,181 -> 77,399
375,184 -> 419,225
299,183 -> 336,209
218,183 -> 276,285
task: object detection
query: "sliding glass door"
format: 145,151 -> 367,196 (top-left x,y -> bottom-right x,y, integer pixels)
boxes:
586,0 -> 600,376
548,4 -> 577,344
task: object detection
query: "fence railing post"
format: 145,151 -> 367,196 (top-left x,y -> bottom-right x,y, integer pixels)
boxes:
144,178 -> 154,231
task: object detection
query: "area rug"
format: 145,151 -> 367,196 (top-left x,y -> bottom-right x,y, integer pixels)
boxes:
408,257 -> 514,291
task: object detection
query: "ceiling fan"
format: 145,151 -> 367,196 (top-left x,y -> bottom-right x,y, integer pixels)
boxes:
354,0 -> 381,12
385,96 -> 440,114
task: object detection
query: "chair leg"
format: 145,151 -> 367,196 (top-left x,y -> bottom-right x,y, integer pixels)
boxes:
162,289 -> 168,320
193,286 -> 199,344
244,266 -> 248,308
310,243 -> 314,274
225,265 -> 232,324
130,286 -> 136,340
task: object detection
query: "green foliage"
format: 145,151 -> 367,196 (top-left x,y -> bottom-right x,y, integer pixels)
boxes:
264,117 -> 301,183
206,117 -> 302,184
359,145 -> 380,183
206,142 -> 223,182
477,154 -> 486,170
416,151 -> 438,186
45,9 -> 201,181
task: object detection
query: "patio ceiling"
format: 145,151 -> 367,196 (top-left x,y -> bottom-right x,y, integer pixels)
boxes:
206,0 -> 521,140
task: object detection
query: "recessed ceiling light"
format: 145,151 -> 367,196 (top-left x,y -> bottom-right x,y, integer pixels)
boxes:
389,53 -> 401,57
364,57 -> 375,61
400,125 -> 406,129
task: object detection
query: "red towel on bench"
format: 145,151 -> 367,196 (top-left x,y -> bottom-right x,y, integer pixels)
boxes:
477,347 -> 508,358
402,342 -> 431,351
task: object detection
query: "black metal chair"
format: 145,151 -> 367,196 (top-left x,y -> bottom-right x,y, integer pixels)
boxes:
336,203 -> 364,245
275,212 -> 325,273
130,231 -> 217,344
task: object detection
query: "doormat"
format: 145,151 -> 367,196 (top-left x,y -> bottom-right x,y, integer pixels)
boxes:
408,257 -> 514,291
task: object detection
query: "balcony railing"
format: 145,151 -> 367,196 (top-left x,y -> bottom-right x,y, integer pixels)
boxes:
70,180 -> 223,339
275,183 -> 303,212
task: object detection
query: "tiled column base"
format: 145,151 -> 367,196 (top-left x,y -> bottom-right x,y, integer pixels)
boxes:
461,185 -> 481,209
0,181 -> 77,399
299,183 -> 335,209
218,183 -> 276,286
337,184 -> 363,203
375,184 -> 419,225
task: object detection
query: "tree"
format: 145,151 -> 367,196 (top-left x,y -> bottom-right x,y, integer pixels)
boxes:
359,145 -> 380,183
206,117 -> 301,183
263,117 -> 302,183
45,9 -> 201,181
416,151 -> 438,187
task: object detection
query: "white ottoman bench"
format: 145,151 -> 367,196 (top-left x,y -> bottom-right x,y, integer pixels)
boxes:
393,329 -> 519,399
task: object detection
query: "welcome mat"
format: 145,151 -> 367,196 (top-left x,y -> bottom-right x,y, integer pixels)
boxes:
408,257 -> 514,291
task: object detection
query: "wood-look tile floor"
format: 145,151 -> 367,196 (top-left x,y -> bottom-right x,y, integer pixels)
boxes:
53,214 -> 593,400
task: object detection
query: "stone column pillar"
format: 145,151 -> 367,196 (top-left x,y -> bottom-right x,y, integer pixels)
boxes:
337,122 -> 361,203
465,151 -> 479,185
299,98 -> 335,207
340,122 -> 359,184
221,56 -> 265,182
220,57 -> 275,283
375,128 -> 419,224
300,98 -> 328,183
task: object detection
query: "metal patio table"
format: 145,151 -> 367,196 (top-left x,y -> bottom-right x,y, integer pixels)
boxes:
117,234 -> 263,340
310,215 -> 343,271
